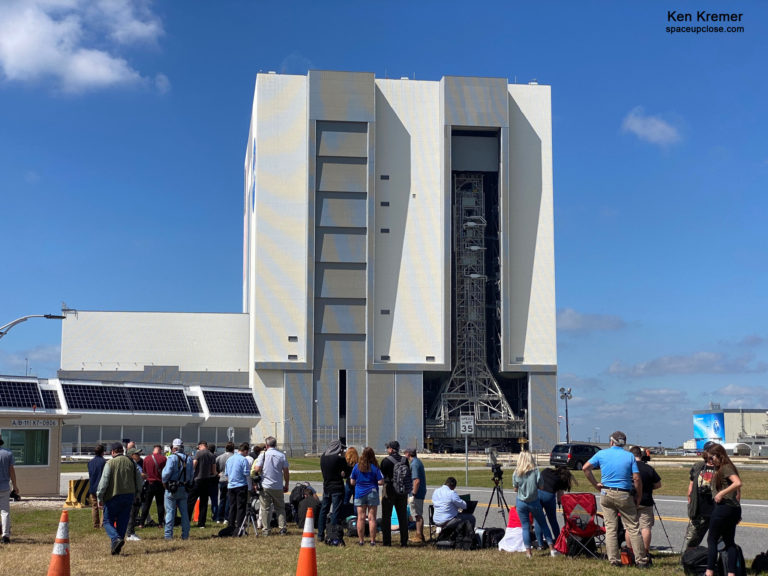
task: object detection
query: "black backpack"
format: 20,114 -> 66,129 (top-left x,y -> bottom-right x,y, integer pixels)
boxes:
325,523 -> 346,546
387,455 -> 412,496
752,550 -> 768,575
682,546 -> 709,576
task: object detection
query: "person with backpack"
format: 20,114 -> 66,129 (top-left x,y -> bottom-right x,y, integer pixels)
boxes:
380,440 -> 411,547
161,438 -> 194,541
318,439 -> 347,542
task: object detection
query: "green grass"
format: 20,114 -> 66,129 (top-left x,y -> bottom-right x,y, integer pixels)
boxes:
0,507 -> 698,576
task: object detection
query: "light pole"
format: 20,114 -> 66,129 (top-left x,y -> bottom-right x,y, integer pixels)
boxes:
0,314 -> 65,340
559,387 -> 572,443
558,415 -> 565,442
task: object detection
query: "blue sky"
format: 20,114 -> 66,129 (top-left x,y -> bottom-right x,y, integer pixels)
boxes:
1,1 -> 766,447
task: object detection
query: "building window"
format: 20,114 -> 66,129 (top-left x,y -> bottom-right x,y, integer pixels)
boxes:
0,428 -> 50,466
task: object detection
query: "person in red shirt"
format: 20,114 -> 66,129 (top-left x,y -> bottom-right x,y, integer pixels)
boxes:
138,445 -> 167,527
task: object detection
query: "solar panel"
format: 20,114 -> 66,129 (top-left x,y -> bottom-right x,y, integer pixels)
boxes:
127,387 -> 188,412
62,383 -> 192,413
63,384 -> 130,411
203,390 -> 259,415
40,389 -> 61,409
187,395 -> 202,413
0,380 -> 44,409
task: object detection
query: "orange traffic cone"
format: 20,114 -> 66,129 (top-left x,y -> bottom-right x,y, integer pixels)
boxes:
47,510 -> 70,576
193,499 -> 200,523
295,507 -> 317,576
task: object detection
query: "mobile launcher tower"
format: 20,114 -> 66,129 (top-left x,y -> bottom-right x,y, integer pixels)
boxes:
244,71 -> 557,453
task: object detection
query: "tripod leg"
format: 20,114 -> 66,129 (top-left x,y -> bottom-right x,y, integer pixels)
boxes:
481,486 -> 498,529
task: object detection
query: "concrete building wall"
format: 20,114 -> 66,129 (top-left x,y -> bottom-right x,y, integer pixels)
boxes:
504,84 -> 557,370
372,80 -> 446,369
60,311 -> 249,380
247,73 -> 310,367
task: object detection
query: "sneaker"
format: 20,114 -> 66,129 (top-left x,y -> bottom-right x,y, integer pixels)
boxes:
1,536 -> 10,544
550,549 -> 561,557
610,561 -> 623,567
279,528 -> 288,535
126,534 -> 141,541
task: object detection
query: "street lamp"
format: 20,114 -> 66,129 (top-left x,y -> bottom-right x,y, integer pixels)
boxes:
0,314 -> 65,340
558,415 -> 564,442
559,387 -> 572,443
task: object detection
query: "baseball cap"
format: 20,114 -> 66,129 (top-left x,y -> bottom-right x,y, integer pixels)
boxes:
172,438 -> 183,447
404,447 -> 417,457
386,440 -> 400,451
110,441 -> 124,452
610,431 -> 627,446
127,447 -> 143,456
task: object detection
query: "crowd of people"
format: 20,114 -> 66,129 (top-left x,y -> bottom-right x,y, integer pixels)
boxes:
58,429 -> 748,571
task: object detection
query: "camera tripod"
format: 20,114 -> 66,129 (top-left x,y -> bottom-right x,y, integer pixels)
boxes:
481,472 -> 510,529
238,494 -> 260,537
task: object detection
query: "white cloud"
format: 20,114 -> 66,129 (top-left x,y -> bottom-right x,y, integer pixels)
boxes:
0,0 -> 164,93
608,351 -> 768,378
557,308 -> 627,333
714,383 -> 768,409
0,345 -> 61,377
621,106 -> 681,146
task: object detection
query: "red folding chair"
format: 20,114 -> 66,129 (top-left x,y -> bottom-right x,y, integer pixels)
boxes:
554,492 -> 605,559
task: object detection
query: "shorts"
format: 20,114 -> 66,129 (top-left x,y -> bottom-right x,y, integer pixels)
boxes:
411,498 -> 424,518
637,505 -> 655,531
354,491 -> 380,507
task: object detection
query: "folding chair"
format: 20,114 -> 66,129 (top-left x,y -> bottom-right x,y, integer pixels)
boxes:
555,492 -> 605,559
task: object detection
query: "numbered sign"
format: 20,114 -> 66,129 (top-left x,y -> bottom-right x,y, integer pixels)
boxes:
460,415 -> 475,435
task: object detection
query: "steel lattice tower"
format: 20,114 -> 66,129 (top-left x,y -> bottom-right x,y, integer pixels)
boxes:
428,174 -> 520,434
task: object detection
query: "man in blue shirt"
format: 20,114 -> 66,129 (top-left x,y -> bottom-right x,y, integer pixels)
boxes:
161,439 -> 194,541
583,430 -> 648,568
432,477 -> 475,530
404,448 -> 427,543
87,444 -> 107,529
220,442 -> 251,536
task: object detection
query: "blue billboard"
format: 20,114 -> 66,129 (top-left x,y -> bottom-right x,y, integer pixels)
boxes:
693,412 -> 724,449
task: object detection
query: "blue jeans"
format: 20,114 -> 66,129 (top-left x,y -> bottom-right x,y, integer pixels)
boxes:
517,496 -> 552,549
534,490 -> 560,546
317,491 -> 344,539
164,488 -> 190,540
103,493 -> 134,544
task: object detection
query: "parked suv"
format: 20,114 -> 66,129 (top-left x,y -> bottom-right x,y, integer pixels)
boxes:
549,443 -> 601,470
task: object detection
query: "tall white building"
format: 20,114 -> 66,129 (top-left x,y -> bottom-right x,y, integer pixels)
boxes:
244,71 -> 557,452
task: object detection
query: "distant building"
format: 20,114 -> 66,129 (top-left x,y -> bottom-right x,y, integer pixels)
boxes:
693,404 -> 768,455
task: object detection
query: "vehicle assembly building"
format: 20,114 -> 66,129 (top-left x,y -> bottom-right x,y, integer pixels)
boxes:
244,71 -> 557,452
1,71 -> 558,454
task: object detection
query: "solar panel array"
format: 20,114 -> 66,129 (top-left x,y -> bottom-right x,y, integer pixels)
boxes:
62,384 -> 191,413
40,389 -> 61,409
0,380 -> 44,409
187,395 -> 202,413
203,390 -> 259,415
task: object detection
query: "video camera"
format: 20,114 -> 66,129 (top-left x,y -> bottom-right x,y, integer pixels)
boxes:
485,448 -> 504,483
250,472 -> 264,495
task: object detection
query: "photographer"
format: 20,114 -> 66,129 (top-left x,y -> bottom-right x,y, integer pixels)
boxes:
161,439 -> 194,541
